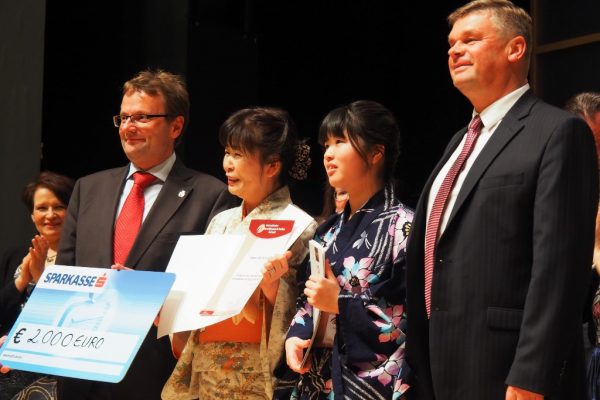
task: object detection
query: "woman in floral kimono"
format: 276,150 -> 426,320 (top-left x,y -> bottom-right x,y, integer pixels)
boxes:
162,107 -> 317,399
278,100 -> 413,399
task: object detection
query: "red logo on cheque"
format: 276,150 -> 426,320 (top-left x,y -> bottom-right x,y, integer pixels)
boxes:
249,220 -> 294,238
94,273 -> 107,288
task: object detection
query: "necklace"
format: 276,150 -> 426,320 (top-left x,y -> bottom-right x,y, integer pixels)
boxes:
46,252 -> 57,264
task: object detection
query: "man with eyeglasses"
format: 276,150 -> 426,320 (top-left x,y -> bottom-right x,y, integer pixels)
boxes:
56,69 -> 237,400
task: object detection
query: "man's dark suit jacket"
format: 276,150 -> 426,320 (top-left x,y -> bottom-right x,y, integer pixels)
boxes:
406,90 -> 599,400
56,159 -> 238,400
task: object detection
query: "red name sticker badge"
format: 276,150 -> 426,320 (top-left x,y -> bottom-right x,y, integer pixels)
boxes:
249,220 -> 295,238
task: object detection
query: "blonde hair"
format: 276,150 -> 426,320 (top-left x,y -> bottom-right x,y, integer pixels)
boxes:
448,0 -> 532,60
565,92 -> 600,119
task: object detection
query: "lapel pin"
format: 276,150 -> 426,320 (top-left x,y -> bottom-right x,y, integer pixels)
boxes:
178,190 -> 186,198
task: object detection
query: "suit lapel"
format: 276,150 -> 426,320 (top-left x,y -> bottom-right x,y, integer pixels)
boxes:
409,129 -> 466,254
126,160 -> 194,268
444,90 -> 537,230
98,167 -> 129,265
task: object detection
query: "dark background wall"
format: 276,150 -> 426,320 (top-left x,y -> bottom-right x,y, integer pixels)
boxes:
5,0 -> 599,252
533,0 -> 600,104
40,0 -> 501,216
1,0 -> 46,250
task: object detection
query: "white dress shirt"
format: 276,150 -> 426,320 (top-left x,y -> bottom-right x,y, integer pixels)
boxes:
115,152 -> 177,223
426,84 -> 530,236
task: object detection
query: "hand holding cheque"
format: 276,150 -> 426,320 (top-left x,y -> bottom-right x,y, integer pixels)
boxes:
0,266 -> 175,383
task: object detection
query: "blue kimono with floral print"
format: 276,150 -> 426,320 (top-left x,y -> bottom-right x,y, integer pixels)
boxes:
275,186 -> 413,400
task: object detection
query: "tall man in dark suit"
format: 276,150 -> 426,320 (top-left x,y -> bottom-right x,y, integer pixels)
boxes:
56,70 -> 237,399
405,1 -> 598,399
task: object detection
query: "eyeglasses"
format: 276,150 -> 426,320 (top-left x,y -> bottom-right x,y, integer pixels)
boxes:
112,114 -> 170,127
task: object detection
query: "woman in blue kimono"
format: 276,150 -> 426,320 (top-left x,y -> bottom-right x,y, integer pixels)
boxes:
278,100 -> 413,399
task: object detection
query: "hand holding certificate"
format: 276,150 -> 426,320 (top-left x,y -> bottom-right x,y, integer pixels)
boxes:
158,203 -> 314,337
300,240 -> 326,368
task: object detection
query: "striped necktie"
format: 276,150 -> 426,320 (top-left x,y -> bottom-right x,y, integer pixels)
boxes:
424,116 -> 483,318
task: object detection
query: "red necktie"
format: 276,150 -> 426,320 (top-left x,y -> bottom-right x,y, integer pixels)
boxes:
113,172 -> 157,264
424,116 -> 483,318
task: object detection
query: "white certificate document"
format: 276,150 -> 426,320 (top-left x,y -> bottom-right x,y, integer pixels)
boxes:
300,240 -> 325,367
158,204 -> 312,337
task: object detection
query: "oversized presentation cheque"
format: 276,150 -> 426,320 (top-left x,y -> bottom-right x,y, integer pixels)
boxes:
0,265 -> 175,383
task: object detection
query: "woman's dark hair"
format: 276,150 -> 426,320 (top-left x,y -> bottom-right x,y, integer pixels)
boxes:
219,107 -> 298,185
318,100 -> 401,183
22,171 -> 75,213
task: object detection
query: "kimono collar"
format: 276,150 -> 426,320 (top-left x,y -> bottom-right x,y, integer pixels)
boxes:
316,184 -> 393,241
240,185 -> 292,220
343,186 -> 387,222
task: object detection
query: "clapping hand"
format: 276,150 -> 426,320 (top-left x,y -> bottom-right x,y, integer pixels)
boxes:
15,235 -> 48,292
28,235 -> 49,282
